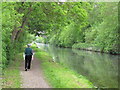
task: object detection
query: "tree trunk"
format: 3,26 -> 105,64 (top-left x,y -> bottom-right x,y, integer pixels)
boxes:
11,3 -> 33,41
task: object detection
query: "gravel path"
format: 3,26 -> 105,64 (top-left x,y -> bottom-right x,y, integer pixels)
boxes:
20,57 -> 51,88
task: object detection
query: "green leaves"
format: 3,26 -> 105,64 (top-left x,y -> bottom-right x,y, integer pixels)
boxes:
2,2 -> 36,68
2,2 -> 119,69
84,2 -> 118,53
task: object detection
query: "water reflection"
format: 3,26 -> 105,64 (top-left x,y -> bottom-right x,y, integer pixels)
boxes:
37,43 -> 118,88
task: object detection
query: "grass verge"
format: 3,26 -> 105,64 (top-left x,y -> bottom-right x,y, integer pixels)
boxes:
2,53 -> 23,88
32,45 -> 94,88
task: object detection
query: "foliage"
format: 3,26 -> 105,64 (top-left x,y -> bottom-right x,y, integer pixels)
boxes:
2,53 -> 23,88
2,2 -> 119,69
2,2 -> 35,68
84,2 -> 118,53
2,2 -> 18,68
28,2 -> 118,54
93,3 -> 118,53
73,2 -> 118,54
46,2 -> 90,47
2,2 -> 119,88
72,43 -> 101,52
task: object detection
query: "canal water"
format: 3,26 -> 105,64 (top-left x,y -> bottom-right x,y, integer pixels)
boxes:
36,43 -> 119,88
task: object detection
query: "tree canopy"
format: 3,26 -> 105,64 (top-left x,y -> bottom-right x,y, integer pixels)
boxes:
2,2 -> 119,68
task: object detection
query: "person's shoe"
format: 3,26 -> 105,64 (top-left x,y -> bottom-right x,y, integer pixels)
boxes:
25,69 -> 27,71
28,67 -> 30,69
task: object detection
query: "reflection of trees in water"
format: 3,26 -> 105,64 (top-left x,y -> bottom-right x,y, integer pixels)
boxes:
46,45 -> 60,63
72,49 -> 118,88
47,46 -> 90,78
44,45 -> 118,88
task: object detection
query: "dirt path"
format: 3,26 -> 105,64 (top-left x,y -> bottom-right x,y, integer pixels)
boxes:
20,57 -> 51,88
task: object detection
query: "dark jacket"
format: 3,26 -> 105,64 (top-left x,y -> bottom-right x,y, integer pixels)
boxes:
25,48 -> 33,55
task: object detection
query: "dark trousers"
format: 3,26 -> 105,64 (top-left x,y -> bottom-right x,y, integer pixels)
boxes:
25,55 -> 32,69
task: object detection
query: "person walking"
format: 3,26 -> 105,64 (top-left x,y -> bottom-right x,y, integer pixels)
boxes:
24,44 -> 33,71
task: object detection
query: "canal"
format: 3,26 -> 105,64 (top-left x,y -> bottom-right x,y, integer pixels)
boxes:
36,43 -> 118,88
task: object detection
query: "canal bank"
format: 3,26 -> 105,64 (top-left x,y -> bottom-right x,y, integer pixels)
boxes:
36,43 -> 118,88
32,44 -> 94,88
72,43 -> 120,55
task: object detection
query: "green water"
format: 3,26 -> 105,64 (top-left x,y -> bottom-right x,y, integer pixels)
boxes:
37,43 -> 118,88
